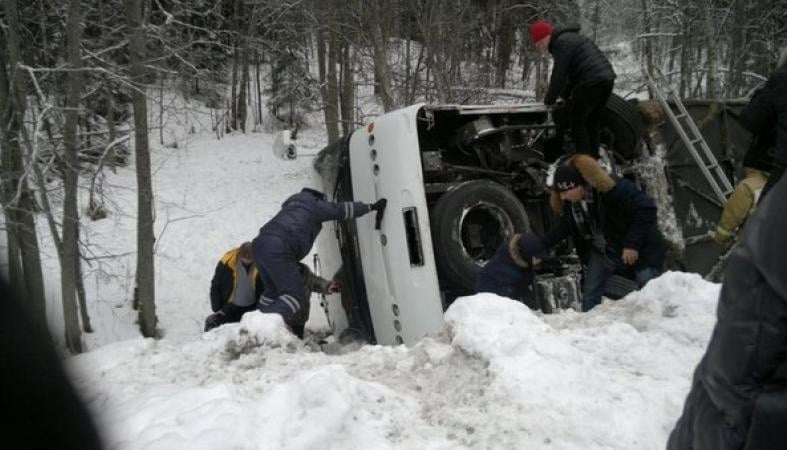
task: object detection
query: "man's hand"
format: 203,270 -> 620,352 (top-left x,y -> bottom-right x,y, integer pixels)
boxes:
622,248 -> 639,266
204,311 -> 225,332
326,279 -> 342,294
370,198 -> 387,230
370,198 -> 387,212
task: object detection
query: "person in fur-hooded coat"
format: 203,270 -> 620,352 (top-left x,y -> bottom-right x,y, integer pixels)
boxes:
543,154 -> 666,311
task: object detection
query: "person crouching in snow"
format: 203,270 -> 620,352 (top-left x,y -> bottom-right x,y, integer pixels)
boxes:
252,188 -> 386,338
543,155 -> 666,311
204,242 -> 263,332
476,233 -> 549,301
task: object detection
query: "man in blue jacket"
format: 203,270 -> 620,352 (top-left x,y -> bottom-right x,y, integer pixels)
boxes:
543,155 -> 665,311
252,188 -> 386,336
476,233 -> 549,301
530,20 -> 616,159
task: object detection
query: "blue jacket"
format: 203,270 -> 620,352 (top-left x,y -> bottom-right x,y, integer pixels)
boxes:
259,188 -> 371,260
544,176 -> 665,269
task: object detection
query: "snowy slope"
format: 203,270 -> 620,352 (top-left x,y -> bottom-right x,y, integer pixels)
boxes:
67,270 -> 718,449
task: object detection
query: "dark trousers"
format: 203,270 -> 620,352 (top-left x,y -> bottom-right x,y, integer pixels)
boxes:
569,80 -> 614,158
581,249 -> 659,312
252,233 -> 308,332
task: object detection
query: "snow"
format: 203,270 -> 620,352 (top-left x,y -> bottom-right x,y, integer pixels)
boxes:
14,91 -> 722,449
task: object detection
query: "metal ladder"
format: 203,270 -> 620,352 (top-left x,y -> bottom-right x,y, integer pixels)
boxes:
645,68 -> 733,205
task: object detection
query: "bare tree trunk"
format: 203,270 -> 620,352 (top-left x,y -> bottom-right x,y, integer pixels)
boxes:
61,0 -> 85,353
255,50 -> 263,126
238,39 -> 249,133
1,0 -> 47,323
368,0 -> 394,112
322,29 -> 340,142
158,74 -> 164,145
494,11 -> 514,89
126,0 -> 157,338
229,0 -> 240,131
105,87 -> 117,172
641,0 -> 654,98
702,0 -> 718,99
340,43 -> 354,135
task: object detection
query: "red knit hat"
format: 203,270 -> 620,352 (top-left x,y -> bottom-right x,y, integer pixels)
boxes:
530,20 -> 554,45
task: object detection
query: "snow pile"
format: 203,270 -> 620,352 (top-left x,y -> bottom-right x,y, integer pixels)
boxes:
68,271 -> 719,450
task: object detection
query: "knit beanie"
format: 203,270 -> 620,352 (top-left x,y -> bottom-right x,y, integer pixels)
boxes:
553,162 -> 584,192
530,20 -> 554,45
517,233 -> 548,261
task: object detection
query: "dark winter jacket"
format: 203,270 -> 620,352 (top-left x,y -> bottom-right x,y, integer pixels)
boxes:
259,188 -> 372,261
544,24 -> 616,105
667,176 -> 787,450
544,155 -> 665,270
739,66 -> 787,167
209,247 -> 263,313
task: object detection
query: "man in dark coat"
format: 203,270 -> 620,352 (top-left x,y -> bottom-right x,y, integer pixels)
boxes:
739,47 -> 787,199
252,188 -> 386,336
204,242 -> 264,331
476,232 -> 549,301
667,173 -> 787,449
543,155 -> 666,311
530,20 -> 616,159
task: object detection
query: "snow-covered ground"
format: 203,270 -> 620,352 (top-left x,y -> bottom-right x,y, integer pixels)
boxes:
13,91 -> 720,449
68,270 -> 718,449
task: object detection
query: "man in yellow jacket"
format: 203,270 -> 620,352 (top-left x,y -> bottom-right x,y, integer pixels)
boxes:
205,242 -> 263,331
205,242 -> 341,337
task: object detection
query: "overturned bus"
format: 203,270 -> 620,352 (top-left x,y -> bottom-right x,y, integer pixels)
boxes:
280,93 -> 753,346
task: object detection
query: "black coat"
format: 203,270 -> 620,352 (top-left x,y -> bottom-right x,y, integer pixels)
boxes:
667,176 -> 787,449
257,188 -> 371,261
739,66 -> 787,167
544,24 -> 616,105
544,176 -> 665,270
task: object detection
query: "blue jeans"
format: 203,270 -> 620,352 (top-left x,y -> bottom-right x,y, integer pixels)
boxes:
581,250 -> 660,312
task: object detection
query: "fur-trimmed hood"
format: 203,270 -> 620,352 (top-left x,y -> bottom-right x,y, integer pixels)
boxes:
550,154 -> 615,212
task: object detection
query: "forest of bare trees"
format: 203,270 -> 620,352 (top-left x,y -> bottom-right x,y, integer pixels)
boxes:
1,0 -> 784,352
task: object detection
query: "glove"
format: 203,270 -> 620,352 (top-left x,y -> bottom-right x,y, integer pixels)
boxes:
370,198 -> 387,230
204,311 -> 225,332
370,198 -> 387,212
711,226 -> 733,246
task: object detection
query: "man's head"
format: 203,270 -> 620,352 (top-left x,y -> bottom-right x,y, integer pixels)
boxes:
239,242 -> 253,264
530,20 -> 553,53
553,162 -> 586,202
